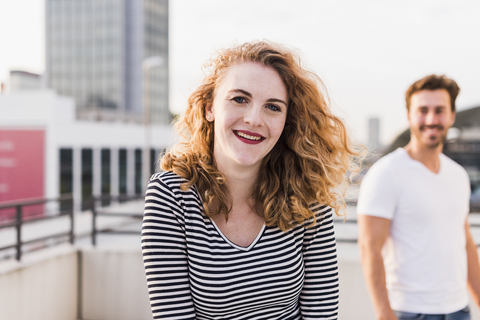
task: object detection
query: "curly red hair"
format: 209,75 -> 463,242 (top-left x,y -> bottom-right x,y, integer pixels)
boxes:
161,40 -> 363,231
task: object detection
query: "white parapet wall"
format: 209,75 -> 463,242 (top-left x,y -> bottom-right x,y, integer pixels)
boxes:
1,242 -> 480,320
81,248 -> 152,320
0,245 -> 152,320
337,243 -> 376,319
336,243 -> 480,320
0,245 -> 79,320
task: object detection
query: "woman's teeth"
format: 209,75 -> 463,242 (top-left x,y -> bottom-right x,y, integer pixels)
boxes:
236,131 -> 262,141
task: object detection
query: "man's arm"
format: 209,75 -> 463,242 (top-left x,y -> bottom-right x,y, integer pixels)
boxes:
358,215 -> 397,320
466,220 -> 480,309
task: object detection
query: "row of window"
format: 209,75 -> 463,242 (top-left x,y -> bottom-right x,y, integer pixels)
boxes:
144,0 -> 168,16
59,148 -> 162,210
48,1 -> 122,17
49,67 -> 122,77
48,47 -> 122,59
50,78 -> 121,92
48,14 -> 121,24
48,37 -> 122,48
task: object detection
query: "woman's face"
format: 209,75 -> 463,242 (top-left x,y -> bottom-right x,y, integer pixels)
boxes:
205,62 -> 288,173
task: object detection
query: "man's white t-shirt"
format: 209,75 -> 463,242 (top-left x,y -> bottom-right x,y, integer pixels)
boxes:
357,148 -> 471,314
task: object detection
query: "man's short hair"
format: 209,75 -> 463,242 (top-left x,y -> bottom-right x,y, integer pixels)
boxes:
405,74 -> 460,112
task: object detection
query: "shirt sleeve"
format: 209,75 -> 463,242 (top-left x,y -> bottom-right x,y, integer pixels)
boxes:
141,176 -> 197,320
299,204 -> 339,319
357,161 -> 398,219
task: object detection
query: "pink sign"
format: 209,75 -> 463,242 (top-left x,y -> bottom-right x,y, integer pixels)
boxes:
0,129 -> 45,221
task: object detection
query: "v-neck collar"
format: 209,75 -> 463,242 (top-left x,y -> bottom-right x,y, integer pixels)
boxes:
399,148 -> 443,177
210,220 -> 266,252
192,184 -> 266,252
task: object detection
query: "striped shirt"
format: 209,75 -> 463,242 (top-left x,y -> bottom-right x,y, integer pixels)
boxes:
142,171 -> 339,319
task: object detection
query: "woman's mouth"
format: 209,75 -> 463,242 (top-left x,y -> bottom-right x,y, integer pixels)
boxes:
234,130 -> 265,144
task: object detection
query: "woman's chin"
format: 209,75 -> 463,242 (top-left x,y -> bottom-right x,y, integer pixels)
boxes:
232,157 -> 263,169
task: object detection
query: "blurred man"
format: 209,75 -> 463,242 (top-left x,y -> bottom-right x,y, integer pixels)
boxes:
357,75 -> 480,320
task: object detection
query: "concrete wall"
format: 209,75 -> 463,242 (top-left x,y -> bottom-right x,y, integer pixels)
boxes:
0,246 -> 78,320
81,248 -> 151,320
1,242 -> 479,320
337,243 -> 480,320
0,246 -> 152,320
338,243 -> 376,319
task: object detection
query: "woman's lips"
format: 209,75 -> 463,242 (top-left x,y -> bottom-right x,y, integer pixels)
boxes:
234,130 -> 265,144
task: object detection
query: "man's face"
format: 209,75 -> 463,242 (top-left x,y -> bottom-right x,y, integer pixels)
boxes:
408,89 -> 456,149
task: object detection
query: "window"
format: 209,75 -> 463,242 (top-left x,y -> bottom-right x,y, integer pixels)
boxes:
59,148 -> 73,212
59,148 -> 73,195
134,149 -> 142,195
101,148 -> 111,206
119,148 -> 127,195
150,148 -> 157,175
81,148 -> 93,210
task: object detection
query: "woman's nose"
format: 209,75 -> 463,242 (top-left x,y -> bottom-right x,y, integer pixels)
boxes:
243,105 -> 265,126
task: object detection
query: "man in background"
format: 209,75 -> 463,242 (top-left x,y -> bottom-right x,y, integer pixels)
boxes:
357,74 -> 480,320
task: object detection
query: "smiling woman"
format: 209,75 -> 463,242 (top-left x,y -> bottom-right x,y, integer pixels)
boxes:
141,40 -> 363,320
205,62 -> 288,177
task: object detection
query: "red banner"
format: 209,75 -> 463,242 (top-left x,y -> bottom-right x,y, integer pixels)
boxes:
0,129 -> 45,221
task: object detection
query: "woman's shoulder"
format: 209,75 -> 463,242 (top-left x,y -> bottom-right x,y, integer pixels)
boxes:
148,171 -> 200,201
149,171 -> 189,189
308,202 -> 332,216
306,202 -> 334,226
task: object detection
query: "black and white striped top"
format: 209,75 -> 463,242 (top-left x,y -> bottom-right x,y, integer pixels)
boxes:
142,171 -> 339,320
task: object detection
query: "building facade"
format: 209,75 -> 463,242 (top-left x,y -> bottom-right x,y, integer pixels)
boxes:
368,117 -> 380,150
9,70 -> 43,92
45,0 -> 169,124
0,90 -> 174,216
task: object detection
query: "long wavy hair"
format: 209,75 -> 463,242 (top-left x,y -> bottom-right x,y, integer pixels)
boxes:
162,40 -> 363,231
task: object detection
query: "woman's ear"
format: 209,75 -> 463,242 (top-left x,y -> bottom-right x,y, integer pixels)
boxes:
205,103 -> 214,122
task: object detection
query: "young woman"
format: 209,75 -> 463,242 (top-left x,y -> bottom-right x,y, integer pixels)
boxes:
142,41 -> 360,320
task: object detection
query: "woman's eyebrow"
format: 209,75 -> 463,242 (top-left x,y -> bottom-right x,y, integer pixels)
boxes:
267,98 -> 287,107
228,89 -> 287,106
228,89 -> 252,97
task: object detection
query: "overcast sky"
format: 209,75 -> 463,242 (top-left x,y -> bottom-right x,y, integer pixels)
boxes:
1,0 -> 479,145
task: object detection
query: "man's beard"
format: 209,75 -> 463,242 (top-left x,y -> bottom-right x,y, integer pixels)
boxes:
413,124 -> 448,149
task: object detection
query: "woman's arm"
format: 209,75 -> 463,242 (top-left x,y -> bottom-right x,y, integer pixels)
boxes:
300,205 -> 339,320
141,176 -> 196,320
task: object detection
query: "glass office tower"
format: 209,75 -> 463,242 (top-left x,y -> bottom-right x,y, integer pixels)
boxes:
45,0 -> 169,124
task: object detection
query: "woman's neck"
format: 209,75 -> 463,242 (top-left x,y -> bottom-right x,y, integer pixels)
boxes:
216,160 -> 259,205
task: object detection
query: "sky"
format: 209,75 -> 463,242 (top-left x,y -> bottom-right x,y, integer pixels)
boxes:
1,0 -> 480,145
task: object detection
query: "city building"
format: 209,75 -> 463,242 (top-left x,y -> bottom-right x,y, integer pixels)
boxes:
0,90 -> 174,217
367,117 -> 381,150
45,0 -> 169,124
9,70 -> 43,92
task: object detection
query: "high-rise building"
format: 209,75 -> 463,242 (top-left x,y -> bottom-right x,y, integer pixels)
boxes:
368,117 -> 381,149
45,0 -> 169,124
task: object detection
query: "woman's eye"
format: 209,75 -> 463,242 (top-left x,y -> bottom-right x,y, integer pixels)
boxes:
267,104 -> 281,112
232,97 -> 246,103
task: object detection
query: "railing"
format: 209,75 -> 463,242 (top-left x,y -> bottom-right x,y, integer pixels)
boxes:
2,195 -> 480,262
0,194 -> 143,262
333,218 -> 480,246
90,195 -> 143,246
333,218 -> 358,243
0,195 -> 74,261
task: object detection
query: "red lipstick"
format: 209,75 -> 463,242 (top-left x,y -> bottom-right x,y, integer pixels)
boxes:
233,130 -> 265,145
